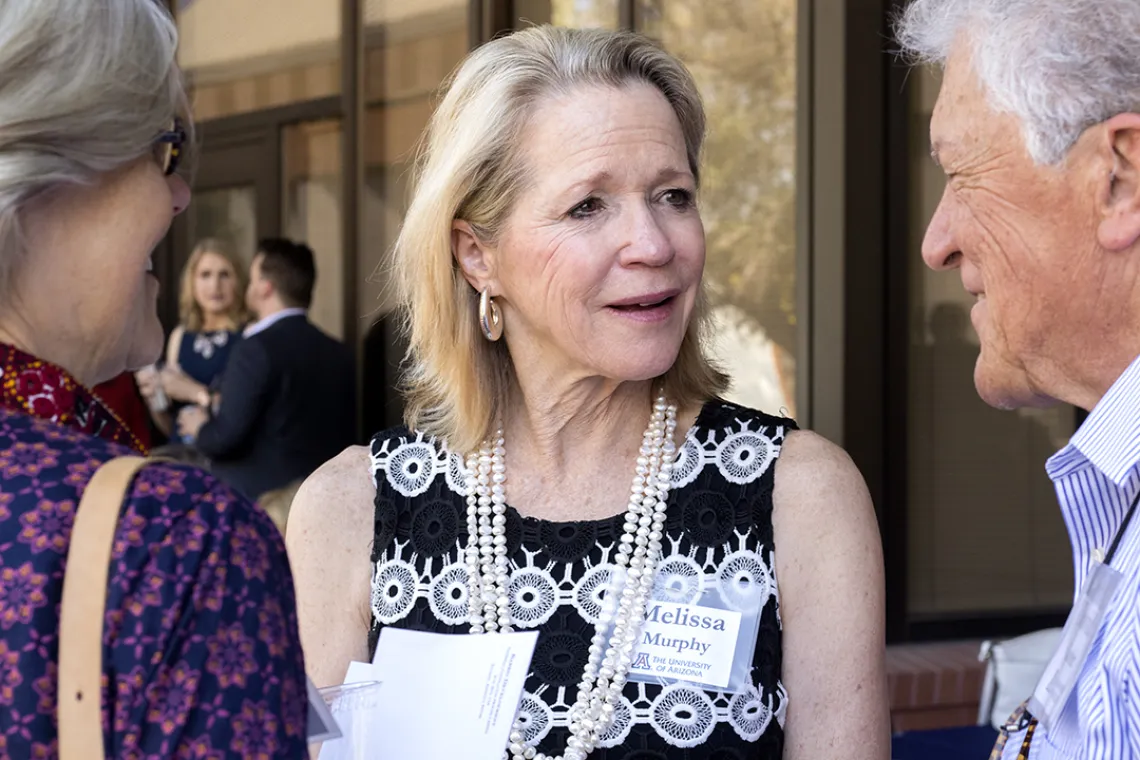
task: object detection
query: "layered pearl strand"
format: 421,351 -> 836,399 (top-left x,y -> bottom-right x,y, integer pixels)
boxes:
463,394 -> 678,760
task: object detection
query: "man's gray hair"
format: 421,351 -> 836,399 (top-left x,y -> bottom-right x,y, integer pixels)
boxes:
895,0 -> 1140,165
0,0 -> 189,292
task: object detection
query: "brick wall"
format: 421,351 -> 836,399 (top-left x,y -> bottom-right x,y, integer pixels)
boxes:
887,641 -> 986,733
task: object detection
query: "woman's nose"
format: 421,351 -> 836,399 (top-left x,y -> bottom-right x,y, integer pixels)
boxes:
620,202 -> 675,268
168,173 -> 191,216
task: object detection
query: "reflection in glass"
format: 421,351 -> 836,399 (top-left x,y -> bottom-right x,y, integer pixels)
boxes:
514,0 -> 620,29
639,0 -> 798,417
907,66 -> 1074,616
283,120 -> 345,339
177,0 -> 341,121
188,187 -> 258,272
359,1 -> 469,432
360,1 -> 468,316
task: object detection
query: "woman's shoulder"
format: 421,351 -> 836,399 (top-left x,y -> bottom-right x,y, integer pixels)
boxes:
102,460 -> 294,599
135,458 -> 231,493
165,325 -> 187,367
690,399 -> 858,493
285,447 -> 377,568
695,398 -> 798,435
673,399 -> 799,488
367,425 -> 464,498
291,445 -> 375,504
132,460 -> 279,534
367,424 -> 441,452
774,428 -> 862,489
770,427 -> 875,541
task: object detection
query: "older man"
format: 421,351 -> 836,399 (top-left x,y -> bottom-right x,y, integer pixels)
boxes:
896,0 -> 1140,758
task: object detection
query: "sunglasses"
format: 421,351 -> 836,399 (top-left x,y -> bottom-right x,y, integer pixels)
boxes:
153,118 -> 186,176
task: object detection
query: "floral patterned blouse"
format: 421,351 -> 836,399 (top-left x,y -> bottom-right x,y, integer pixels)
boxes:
0,343 -> 307,757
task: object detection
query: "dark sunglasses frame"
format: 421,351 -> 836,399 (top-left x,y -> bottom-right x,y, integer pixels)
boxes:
154,118 -> 186,176
989,703 -> 1037,760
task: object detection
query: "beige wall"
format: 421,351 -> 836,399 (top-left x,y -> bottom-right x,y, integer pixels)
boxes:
178,0 -> 343,120
177,0 -> 464,72
283,121 -> 345,340
359,7 -> 467,326
179,0 -> 339,71
364,0 -> 470,25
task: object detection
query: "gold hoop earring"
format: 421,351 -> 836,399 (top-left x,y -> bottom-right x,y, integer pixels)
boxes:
479,288 -> 503,342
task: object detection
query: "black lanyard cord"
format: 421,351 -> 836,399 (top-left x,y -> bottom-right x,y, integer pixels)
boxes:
1105,488 -> 1140,566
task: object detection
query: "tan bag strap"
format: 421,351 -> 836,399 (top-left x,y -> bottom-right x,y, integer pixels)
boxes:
58,456 -> 152,760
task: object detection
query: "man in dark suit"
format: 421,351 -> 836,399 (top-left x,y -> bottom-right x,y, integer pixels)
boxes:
177,238 -> 356,501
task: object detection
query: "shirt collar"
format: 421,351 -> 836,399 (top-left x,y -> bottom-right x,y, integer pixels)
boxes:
0,342 -> 145,453
1047,352 -> 1140,488
243,308 -> 306,339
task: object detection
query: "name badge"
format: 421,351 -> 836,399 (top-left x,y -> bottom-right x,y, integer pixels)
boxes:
627,601 -> 743,690
1027,560 -> 1123,733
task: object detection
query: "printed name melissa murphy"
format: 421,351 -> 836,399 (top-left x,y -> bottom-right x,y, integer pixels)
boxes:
641,604 -> 729,656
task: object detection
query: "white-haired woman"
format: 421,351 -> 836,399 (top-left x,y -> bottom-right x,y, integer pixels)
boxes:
0,1 -> 307,755
289,26 -> 888,760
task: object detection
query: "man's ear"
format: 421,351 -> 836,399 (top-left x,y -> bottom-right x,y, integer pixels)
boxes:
1097,113 -> 1140,252
452,220 -> 498,293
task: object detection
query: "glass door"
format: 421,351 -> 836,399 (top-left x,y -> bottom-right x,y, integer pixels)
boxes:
165,122 -> 279,331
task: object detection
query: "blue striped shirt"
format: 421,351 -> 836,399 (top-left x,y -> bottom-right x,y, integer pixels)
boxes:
1002,354 -> 1140,759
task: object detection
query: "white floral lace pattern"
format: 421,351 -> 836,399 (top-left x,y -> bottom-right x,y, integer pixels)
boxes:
370,554 -> 418,624
369,543 -> 787,746
368,405 -> 792,753
650,684 -> 717,748
427,562 -> 471,626
729,685 -> 774,741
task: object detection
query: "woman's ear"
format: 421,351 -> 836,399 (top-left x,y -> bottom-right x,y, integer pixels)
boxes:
452,220 -> 498,293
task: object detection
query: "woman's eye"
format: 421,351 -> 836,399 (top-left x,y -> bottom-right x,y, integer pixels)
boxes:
569,197 -> 604,219
662,188 -> 695,208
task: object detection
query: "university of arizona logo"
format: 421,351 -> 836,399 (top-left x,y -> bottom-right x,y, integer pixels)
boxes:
631,652 -> 651,671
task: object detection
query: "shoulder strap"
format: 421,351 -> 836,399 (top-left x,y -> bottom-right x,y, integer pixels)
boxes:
58,455 -> 151,760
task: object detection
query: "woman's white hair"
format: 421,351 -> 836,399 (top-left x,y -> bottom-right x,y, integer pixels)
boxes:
0,0 -> 189,292
895,0 -> 1140,165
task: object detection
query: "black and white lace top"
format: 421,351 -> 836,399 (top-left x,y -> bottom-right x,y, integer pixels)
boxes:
367,399 -> 795,759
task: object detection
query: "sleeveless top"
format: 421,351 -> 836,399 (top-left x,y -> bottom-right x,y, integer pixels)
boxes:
367,399 -> 796,759
177,328 -> 240,388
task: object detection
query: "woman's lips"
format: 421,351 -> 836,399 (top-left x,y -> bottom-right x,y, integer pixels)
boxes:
607,294 -> 677,323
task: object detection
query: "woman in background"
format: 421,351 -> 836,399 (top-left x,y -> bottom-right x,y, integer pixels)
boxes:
138,238 -> 248,435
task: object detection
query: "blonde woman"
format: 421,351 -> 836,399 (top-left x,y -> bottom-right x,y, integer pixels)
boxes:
289,26 -> 888,760
138,238 -> 249,433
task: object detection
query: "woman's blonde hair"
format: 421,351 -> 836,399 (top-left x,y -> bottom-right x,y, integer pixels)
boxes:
179,238 -> 250,332
393,25 -> 727,453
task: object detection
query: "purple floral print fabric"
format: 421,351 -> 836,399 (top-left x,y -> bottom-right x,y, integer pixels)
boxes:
0,402 -> 307,757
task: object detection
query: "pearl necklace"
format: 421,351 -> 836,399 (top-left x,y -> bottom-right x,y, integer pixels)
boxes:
464,395 -> 678,760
